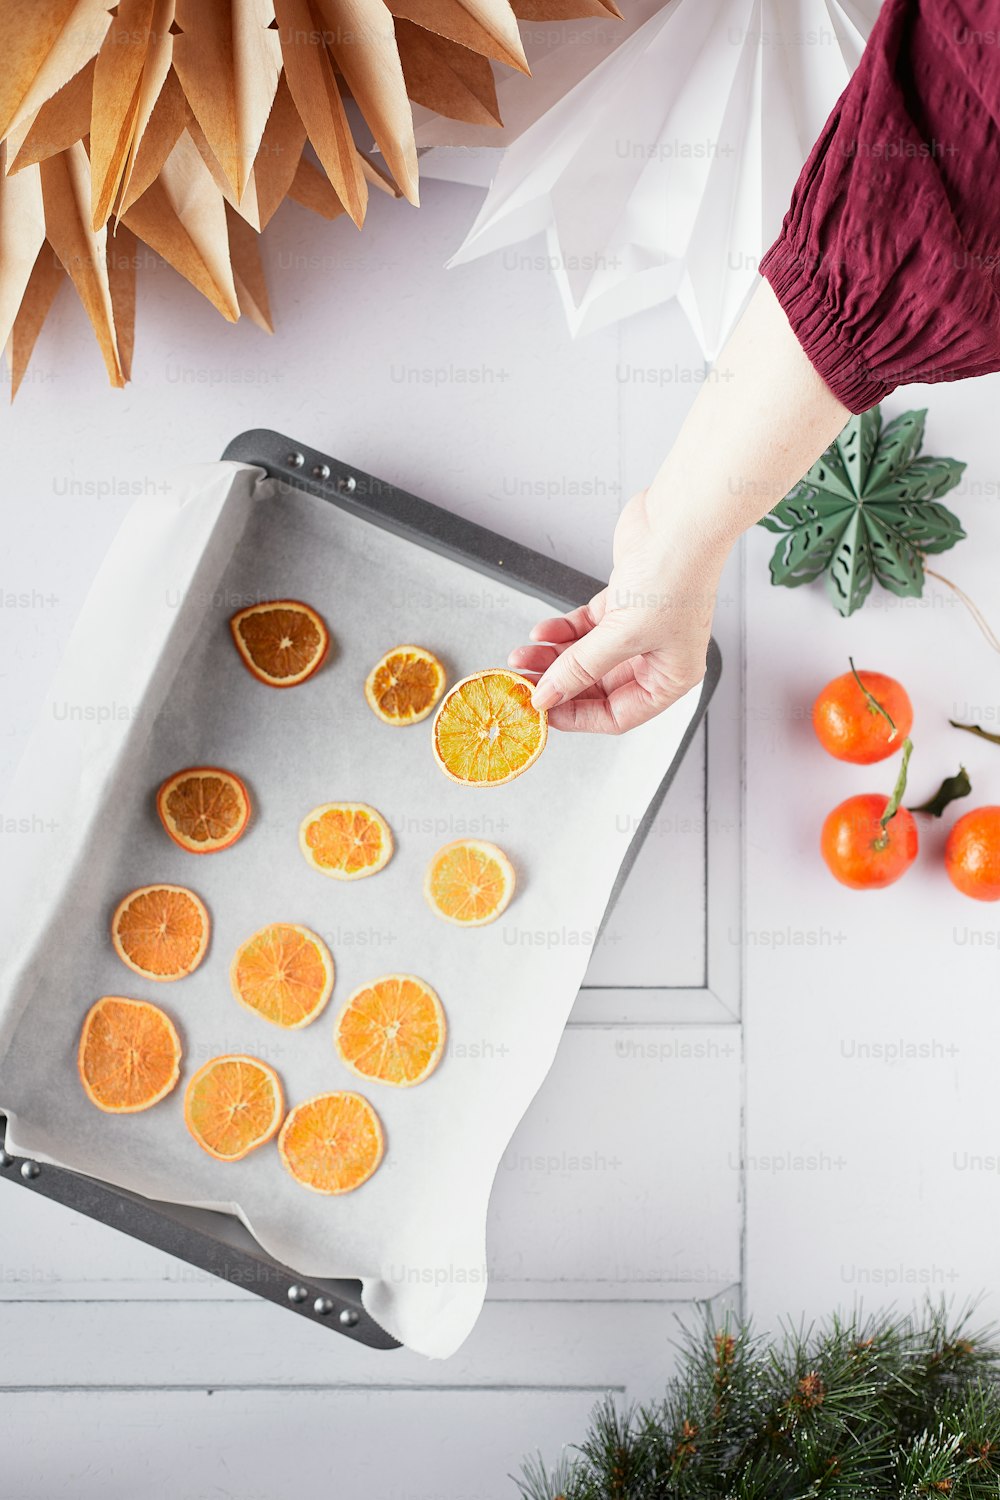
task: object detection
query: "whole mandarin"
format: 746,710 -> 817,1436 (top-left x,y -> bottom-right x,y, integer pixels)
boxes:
821,795 -> 919,889
813,671 -> 913,764
945,806 -> 1000,901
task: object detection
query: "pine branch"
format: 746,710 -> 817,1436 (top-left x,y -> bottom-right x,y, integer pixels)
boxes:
516,1302 -> 1000,1500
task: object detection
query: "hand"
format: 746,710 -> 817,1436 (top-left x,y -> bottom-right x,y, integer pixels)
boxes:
507,488 -> 727,734
504,284 -> 850,735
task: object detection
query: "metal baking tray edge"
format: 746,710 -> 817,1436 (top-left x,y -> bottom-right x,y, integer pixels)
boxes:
0,1116 -> 397,1348
0,431 -> 722,1349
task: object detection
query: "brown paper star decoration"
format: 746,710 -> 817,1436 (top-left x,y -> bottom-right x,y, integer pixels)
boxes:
0,0 -> 619,394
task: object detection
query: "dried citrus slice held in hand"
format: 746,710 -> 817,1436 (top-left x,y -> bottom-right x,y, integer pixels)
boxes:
78,996 -> 181,1114
111,884 -> 210,981
230,599 -> 329,688
365,645 -> 446,725
299,802 -> 393,879
157,766 -> 251,854
335,975 -> 446,1088
425,840 -> 515,925
230,923 -> 334,1028
432,669 -> 546,787
184,1055 -> 284,1161
279,1092 -> 384,1194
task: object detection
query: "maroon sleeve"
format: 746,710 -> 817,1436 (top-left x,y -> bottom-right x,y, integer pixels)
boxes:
759,0 -> 1000,413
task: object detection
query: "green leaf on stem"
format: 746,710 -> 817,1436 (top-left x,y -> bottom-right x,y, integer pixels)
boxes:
950,719 -> 1000,747
908,766 -> 972,817
880,736 -> 913,831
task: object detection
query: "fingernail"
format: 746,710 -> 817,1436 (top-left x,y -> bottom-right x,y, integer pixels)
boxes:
531,682 -> 563,711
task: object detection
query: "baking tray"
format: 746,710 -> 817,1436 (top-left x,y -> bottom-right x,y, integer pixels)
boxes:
0,430 -> 721,1347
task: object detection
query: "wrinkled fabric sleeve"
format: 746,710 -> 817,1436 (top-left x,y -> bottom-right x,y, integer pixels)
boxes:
759,0 -> 1000,413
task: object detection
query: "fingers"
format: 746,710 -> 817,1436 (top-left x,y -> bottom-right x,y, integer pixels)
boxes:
528,615 -> 578,645
528,591 -> 607,646
547,696 -> 622,733
507,639 -> 624,681
507,642 -> 560,676
548,677 -> 679,735
530,615 -> 634,711
512,590 -> 613,706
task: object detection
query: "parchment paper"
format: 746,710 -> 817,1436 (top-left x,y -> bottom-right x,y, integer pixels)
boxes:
0,462 -> 703,1358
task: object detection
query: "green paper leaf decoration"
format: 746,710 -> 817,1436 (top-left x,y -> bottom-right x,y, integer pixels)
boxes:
838,404 -> 881,494
759,405 -> 967,617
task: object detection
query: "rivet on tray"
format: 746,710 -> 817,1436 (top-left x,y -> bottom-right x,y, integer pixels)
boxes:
287,1284 -> 308,1304
311,464 -> 331,480
287,452 -> 305,469
339,1309 -> 359,1328
20,1161 -> 40,1180
0,1151 -> 13,1169
337,475 -> 357,494
313,1297 -> 335,1316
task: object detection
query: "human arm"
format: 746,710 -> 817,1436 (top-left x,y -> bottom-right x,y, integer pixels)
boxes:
509,280 -> 850,731
513,0 -> 1000,733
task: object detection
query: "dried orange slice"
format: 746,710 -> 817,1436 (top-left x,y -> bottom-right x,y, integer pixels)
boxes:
278,1091 -> 385,1195
334,974 -> 446,1088
364,645 -> 446,725
424,839 -> 516,926
230,599 -> 329,688
184,1054 -> 284,1161
78,996 -> 181,1114
432,669 -> 547,786
111,884 -> 210,981
230,923 -> 334,1029
299,802 -> 393,880
157,766 -> 251,854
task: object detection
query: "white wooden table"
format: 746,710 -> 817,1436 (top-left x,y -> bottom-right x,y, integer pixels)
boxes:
0,173 -> 996,1500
